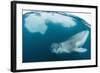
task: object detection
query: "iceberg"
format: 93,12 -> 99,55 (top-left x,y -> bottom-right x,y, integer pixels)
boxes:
23,11 -> 77,34
24,13 -> 47,34
41,12 -> 76,28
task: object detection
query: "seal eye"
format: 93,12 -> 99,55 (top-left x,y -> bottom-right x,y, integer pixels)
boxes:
51,43 -> 61,53
51,43 -> 60,49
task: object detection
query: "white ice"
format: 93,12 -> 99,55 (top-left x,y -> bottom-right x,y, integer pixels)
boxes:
24,13 -> 47,34
24,12 -> 76,34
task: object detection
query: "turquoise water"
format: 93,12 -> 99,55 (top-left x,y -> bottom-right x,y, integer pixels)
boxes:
22,10 -> 91,63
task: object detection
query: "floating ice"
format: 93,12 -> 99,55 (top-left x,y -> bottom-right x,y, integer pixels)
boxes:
23,11 -> 76,34
51,30 -> 89,54
24,13 -> 47,34
41,12 -> 76,28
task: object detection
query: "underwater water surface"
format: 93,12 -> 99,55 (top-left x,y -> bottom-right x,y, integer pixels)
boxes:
22,10 -> 91,63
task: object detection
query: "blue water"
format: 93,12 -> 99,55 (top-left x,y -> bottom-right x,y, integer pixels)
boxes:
22,11 -> 91,63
